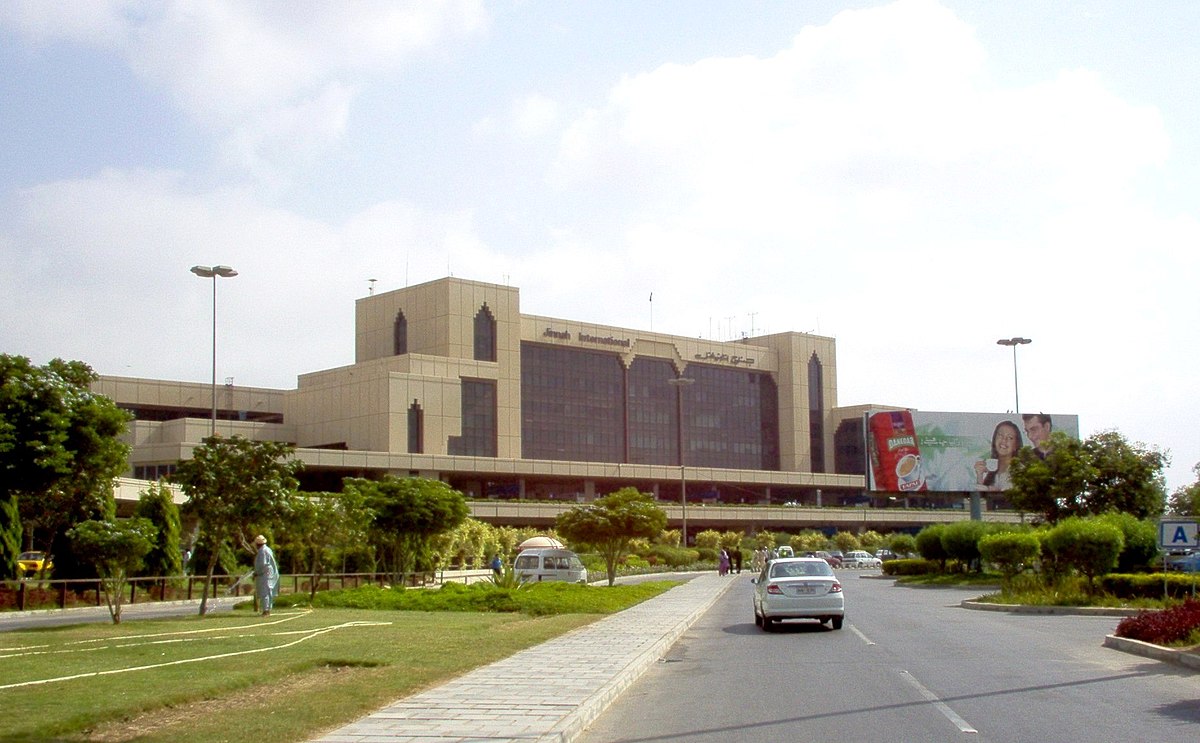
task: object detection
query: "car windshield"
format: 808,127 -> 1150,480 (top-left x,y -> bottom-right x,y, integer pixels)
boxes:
770,561 -> 832,579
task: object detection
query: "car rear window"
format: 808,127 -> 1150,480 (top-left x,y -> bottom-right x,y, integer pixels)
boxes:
771,561 -> 833,578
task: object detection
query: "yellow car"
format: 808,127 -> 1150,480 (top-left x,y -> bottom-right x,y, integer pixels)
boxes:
16,551 -> 52,575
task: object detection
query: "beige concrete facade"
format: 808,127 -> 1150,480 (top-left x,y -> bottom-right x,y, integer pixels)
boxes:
94,276 -> 865,502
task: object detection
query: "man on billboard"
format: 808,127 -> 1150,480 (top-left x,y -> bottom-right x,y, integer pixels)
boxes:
1022,413 -> 1053,459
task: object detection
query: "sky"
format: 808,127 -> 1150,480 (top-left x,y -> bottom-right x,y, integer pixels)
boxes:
2,1 -> 1198,491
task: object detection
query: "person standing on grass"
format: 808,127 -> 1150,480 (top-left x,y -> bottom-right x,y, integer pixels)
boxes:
253,535 -> 280,616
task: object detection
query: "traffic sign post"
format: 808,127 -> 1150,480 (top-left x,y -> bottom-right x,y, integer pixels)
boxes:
1158,520 -> 1199,600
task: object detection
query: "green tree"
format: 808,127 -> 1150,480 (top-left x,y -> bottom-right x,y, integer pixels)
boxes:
1094,511 -> 1159,573
1009,430 -> 1167,523
693,529 -> 722,551
345,476 -> 469,580
134,481 -> 182,578
915,524 -> 949,571
978,532 -> 1041,588
1042,517 -> 1124,593
281,490 -> 372,599
68,518 -> 156,624
832,530 -> 861,553
940,521 -> 991,572
887,533 -> 918,557
754,531 -> 778,550
173,436 -> 301,615
555,487 -> 667,586
1167,463 -> 1200,516
0,355 -> 131,578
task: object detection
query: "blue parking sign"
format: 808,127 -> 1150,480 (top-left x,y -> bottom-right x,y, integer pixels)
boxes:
1159,520 -> 1199,549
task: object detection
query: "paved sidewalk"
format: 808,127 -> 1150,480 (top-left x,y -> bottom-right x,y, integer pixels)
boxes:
314,572 -> 736,743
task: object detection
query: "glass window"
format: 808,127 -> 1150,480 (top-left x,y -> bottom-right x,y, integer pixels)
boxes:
407,400 -> 423,454
521,343 -> 624,462
448,379 -> 496,456
394,311 -> 407,355
474,305 -> 497,362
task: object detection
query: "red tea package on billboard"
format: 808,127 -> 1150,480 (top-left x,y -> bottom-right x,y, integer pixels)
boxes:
868,410 -> 925,492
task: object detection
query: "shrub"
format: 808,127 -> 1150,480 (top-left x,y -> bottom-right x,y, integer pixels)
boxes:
887,533 -> 918,557
940,521 -> 991,572
1043,517 -> 1124,592
643,545 -> 699,567
1095,512 -> 1159,572
979,532 -> 1041,584
915,524 -> 949,569
1101,572 -> 1200,601
882,558 -> 939,576
1115,599 -> 1200,646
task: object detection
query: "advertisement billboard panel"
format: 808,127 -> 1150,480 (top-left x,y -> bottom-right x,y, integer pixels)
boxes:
866,410 -> 1079,493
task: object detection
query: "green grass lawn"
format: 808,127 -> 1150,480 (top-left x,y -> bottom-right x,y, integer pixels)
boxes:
0,580 -> 678,743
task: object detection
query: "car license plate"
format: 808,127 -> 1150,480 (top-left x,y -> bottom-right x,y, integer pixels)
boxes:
793,585 -> 817,595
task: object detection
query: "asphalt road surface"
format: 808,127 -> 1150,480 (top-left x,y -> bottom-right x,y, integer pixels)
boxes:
580,572 -> 1200,743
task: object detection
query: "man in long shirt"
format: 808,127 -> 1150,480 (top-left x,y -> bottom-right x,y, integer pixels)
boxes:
254,534 -> 280,616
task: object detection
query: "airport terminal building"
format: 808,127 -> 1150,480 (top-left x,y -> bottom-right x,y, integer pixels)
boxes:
95,277 -> 884,514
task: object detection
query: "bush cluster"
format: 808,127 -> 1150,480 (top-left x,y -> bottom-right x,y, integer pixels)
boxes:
881,558 -> 939,576
1115,599 -> 1200,646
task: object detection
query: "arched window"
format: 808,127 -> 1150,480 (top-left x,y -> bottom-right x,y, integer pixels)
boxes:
407,399 -> 423,453
393,311 -> 407,355
808,352 -> 825,473
474,304 -> 496,361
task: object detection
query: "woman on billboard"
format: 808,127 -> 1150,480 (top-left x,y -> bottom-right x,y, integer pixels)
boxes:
974,420 -> 1023,491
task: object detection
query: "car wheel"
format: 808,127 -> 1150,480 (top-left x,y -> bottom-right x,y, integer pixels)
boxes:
754,610 -> 762,627
761,616 -> 775,632
831,616 -> 844,630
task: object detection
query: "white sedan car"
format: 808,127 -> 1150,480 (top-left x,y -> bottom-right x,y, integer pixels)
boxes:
752,557 -> 845,631
842,550 -> 882,569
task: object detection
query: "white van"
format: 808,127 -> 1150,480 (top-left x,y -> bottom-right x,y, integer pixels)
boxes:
513,548 -> 588,584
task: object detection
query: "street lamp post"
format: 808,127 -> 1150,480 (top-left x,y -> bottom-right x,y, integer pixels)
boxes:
191,265 -> 238,437
996,337 -> 1032,414
667,376 -> 694,546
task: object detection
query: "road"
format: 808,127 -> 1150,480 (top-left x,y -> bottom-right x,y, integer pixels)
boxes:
580,572 -> 1200,742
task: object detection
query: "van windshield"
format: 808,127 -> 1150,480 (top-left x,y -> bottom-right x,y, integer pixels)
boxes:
514,555 -> 538,570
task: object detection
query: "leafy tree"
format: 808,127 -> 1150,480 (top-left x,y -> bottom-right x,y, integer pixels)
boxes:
134,481 -> 182,578
791,529 -> 827,553
1042,517 -> 1124,593
173,436 -> 301,615
555,487 -> 667,586
280,490 -> 371,599
887,533 -> 918,556
940,521 -> 992,572
857,530 -> 885,552
832,530 -> 861,553
915,524 -> 950,570
978,532 -> 1041,587
68,518 -> 155,624
0,355 -> 130,578
1094,511 -> 1159,572
1009,430 -> 1167,523
1167,463 -> 1200,516
754,531 -> 778,549
345,476 -> 469,580
656,529 -> 681,548
693,529 -> 722,551
753,528 -> 782,552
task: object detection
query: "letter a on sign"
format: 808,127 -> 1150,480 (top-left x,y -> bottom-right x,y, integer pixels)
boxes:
1159,520 -> 1200,549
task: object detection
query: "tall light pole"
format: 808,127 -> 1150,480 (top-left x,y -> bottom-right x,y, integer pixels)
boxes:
191,265 -> 238,437
996,337 -> 1031,414
667,376 -> 694,546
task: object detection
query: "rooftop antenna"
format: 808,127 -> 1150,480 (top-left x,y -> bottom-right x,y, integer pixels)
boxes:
748,311 -> 758,337
649,292 -> 654,331
368,278 -> 377,296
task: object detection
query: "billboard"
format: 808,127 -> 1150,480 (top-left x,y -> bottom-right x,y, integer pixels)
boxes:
866,410 -> 1079,493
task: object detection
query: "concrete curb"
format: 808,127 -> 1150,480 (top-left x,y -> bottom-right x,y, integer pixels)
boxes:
960,600 -> 1142,617
1103,634 -> 1200,673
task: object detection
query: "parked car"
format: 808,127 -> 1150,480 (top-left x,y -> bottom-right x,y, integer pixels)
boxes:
16,551 -> 52,575
875,549 -> 898,562
752,556 -> 844,630
813,550 -> 842,568
513,548 -> 588,584
842,550 -> 882,569
1166,551 -> 1200,572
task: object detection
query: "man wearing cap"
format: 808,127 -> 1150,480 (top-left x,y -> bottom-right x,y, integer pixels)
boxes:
253,534 -> 280,616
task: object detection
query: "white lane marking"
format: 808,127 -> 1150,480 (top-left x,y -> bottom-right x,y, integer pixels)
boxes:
850,625 -> 875,645
0,620 -> 390,691
899,669 -> 978,734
